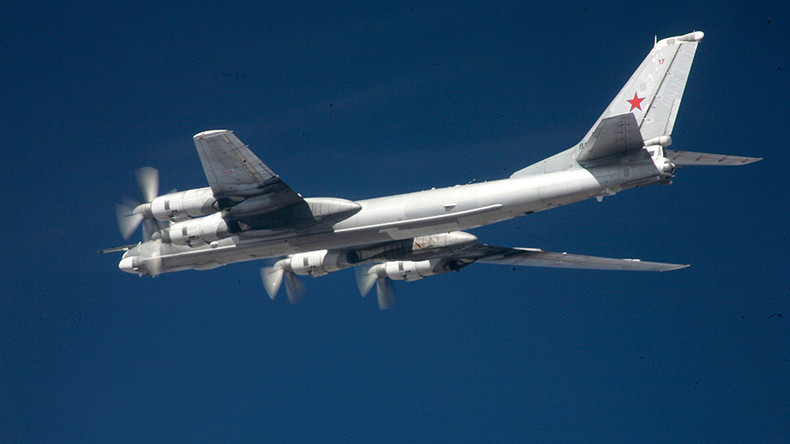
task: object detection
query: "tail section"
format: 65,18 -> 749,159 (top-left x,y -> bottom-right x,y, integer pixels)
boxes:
513,31 -> 705,178
576,113 -> 643,163
588,31 -> 704,143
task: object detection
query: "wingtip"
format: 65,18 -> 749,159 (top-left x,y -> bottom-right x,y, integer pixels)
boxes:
735,156 -> 763,165
193,129 -> 230,140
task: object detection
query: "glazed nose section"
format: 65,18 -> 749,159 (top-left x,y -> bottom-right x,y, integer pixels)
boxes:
119,256 -> 137,274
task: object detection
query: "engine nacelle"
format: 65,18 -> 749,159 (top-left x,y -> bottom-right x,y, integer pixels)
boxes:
273,250 -> 350,277
290,250 -> 336,276
159,212 -> 230,246
140,187 -> 217,222
370,257 -> 472,282
381,260 -> 437,282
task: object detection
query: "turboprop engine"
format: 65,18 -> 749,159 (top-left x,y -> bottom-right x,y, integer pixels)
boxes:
260,231 -> 479,303
275,231 -> 480,278
140,187 -> 217,222
155,198 -> 364,246
260,250 -> 348,303
156,212 -> 230,246
115,167 -> 219,240
355,256 -> 475,310
367,257 -> 466,282
273,250 -> 350,278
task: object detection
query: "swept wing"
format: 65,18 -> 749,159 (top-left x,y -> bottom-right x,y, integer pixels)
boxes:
193,130 -> 305,210
354,241 -> 687,309
461,244 -> 688,272
193,130 -> 318,229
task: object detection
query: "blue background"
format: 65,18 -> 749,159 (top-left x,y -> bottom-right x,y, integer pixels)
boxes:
2,1 -> 787,441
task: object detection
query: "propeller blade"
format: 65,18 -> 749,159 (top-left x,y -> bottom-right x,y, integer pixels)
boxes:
376,278 -> 396,310
135,167 -> 159,203
114,167 -> 162,241
143,255 -> 162,277
283,272 -> 305,304
355,264 -> 377,297
260,266 -> 284,300
141,219 -> 158,242
138,241 -> 162,276
116,203 -> 143,240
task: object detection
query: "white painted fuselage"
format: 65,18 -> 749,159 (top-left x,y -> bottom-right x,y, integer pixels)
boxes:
137,154 -> 659,274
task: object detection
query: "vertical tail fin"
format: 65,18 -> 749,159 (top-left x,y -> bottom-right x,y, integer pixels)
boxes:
512,31 -> 704,178
587,31 -> 704,142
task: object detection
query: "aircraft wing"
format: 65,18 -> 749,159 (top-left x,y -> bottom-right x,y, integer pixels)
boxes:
354,242 -> 687,309
456,244 -> 688,271
193,130 -> 304,210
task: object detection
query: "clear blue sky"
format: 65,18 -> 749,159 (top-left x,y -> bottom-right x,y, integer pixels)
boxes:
2,1 -> 788,441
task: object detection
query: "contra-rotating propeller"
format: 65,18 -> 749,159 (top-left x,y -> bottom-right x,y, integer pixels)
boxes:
137,239 -> 163,276
355,264 -> 396,310
115,167 -> 161,240
260,260 -> 306,304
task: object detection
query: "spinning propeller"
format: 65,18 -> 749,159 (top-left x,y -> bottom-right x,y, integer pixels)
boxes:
355,264 -> 396,310
260,261 -> 306,304
115,167 -> 161,240
137,240 -> 163,276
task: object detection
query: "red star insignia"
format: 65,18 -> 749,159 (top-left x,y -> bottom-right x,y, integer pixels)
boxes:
626,91 -> 645,112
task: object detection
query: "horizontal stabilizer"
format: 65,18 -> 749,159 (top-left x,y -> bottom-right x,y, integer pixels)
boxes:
666,150 -> 762,166
578,113 -> 644,163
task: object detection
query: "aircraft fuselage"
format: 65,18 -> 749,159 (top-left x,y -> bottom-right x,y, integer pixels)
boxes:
122,150 -> 664,275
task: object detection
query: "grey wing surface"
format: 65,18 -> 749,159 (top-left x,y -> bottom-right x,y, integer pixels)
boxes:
193,130 -> 304,209
455,244 -> 688,272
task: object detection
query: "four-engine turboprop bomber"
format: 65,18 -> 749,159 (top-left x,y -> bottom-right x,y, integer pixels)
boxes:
103,32 -> 761,309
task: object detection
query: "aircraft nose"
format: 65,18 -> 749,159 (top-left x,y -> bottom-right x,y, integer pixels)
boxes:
119,256 -> 137,274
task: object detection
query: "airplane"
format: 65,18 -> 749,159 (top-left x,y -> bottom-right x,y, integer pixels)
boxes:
102,31 -> 761,309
